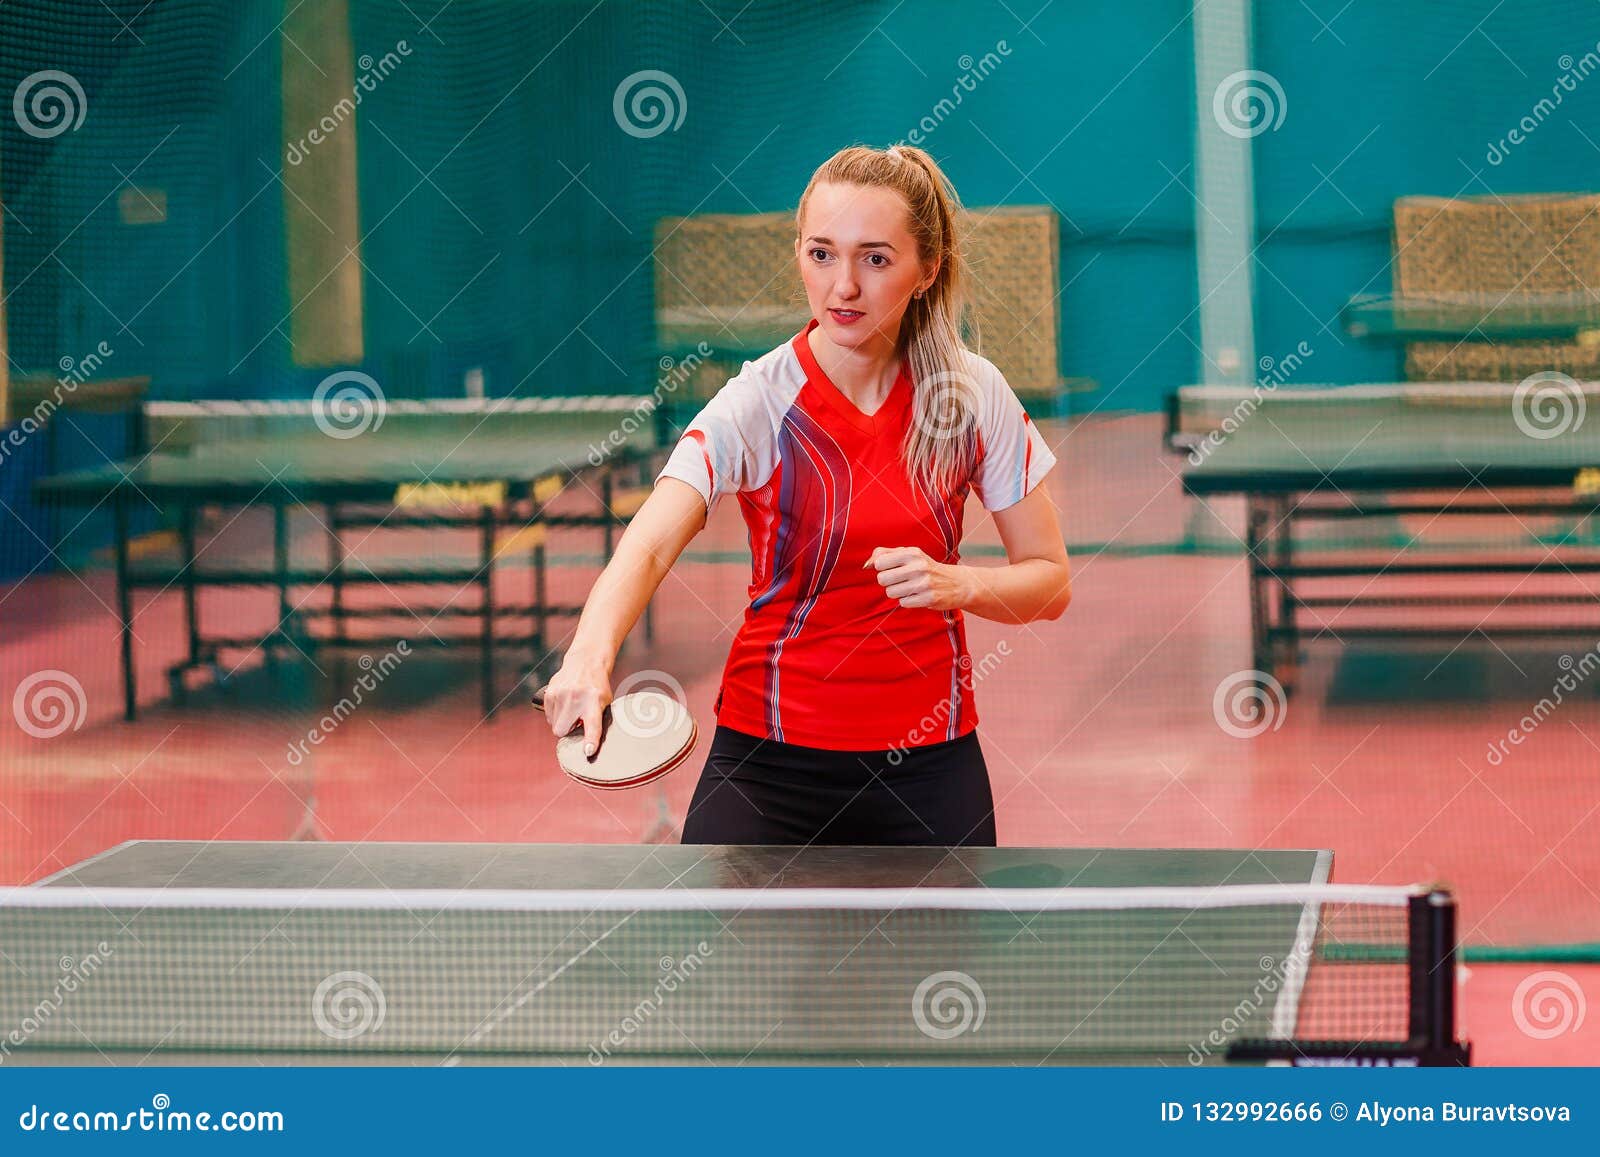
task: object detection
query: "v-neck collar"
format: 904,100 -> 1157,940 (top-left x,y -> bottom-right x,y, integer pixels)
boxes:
791,317 -> 911,437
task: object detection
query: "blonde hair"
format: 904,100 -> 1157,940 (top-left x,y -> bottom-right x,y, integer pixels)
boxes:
795,144 -> 978,499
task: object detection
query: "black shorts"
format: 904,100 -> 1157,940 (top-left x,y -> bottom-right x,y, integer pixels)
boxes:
681,725 -> 996,847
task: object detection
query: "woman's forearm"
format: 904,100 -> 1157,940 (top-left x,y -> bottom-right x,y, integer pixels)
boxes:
561,478 -> 708,672
957,557 -> 1071,624
562,532 -> 672,670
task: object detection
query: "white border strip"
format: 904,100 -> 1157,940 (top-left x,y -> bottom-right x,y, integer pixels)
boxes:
0,883 -> 1419,913
1269,849 -> 1336,1040
28,840 -> 138,887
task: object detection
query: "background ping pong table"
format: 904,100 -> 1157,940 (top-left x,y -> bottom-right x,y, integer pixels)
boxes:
1171,382 -> 1600,689
0,841 -> 1466,1066
1341,291 -> 1600,344
34,397 -> 668,719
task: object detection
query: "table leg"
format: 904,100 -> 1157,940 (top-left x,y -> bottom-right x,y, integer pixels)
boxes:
1245,496 -> 1271,678
480,507 -> 495,718
328,503 -> 345,647
532,535 -> 548,681
271,503 -> 289,665
602,468 -> 615,559
114,498 -> 137,721
180,505 -> 199,667
1275,495 -> 1299,687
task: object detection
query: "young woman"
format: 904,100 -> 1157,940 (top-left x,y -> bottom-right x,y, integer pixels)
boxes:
540,144 -> 1070,846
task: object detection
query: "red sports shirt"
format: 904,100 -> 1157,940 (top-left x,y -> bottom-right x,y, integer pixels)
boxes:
658,320 -> 1057,750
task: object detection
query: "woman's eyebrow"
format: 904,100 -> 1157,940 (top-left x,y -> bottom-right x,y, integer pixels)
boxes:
804,236 -> 898,251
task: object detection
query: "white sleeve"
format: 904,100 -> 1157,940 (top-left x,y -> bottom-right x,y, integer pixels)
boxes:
969,355 -> 1057,511
656,372 -> 778,513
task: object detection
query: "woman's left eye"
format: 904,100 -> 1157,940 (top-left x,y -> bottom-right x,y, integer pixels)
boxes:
865,254 -> 888,267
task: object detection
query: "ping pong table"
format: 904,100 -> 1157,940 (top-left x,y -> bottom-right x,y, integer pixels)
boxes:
1341,291 -> 1600,344
1171,382 -> 1600,688
0,841 -> 1467,1066
34,397 -> 668,719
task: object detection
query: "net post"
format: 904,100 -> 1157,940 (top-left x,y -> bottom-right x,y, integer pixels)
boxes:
1409,888 -> 1470,1065
1229,886 -> 1471,1066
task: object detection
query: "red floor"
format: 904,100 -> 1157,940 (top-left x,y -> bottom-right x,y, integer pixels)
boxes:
1461,965 -> 1596,1065
4,413 -> 1598,1065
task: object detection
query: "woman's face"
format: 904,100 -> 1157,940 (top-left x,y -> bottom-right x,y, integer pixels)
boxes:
796,181 -> 935,354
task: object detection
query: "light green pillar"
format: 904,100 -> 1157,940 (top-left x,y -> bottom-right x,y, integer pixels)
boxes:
282,0 -> 364,367
1193,0 -> 1262,385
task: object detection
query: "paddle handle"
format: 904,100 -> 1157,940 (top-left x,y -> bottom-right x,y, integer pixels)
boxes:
530,685 -> 609,735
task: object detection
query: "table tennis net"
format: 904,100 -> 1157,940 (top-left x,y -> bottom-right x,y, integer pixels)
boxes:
0,884 -> 1435,1064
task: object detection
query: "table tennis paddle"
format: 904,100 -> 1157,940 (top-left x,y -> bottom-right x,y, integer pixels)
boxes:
530,684 -> 697,789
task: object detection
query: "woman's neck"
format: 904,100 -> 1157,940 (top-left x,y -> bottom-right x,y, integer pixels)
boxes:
807,325 -> 901,412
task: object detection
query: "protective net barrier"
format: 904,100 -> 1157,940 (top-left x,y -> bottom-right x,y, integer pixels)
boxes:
1391,194 -> 1600,384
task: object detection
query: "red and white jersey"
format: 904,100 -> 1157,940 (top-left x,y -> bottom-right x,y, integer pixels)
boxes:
658,320 -> 1057,751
